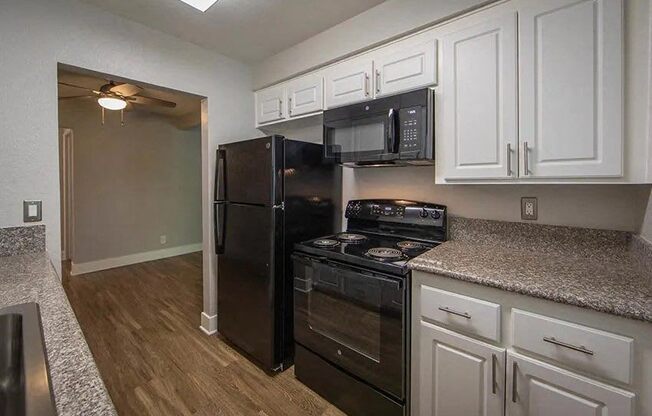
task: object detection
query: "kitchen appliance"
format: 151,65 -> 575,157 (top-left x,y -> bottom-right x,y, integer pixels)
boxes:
323,88 -> 435,167
214,135 -> 340,372
293,199 -> 447,416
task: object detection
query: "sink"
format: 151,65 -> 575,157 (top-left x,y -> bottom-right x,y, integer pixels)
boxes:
0,303 -> 56,416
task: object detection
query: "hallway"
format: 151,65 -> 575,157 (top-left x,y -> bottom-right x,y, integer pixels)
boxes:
64,253 -> 343,416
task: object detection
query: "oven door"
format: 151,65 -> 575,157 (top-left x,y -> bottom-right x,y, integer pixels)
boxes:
293,254 -> 405,400
324,109 -> 398,164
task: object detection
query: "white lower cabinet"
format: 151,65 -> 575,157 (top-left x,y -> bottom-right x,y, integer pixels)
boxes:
415,321 -> 505,416
506,351 -> 635,416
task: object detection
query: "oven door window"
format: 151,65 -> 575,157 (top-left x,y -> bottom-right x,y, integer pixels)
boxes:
294,256 -> 405,399
324,114 -> 388,162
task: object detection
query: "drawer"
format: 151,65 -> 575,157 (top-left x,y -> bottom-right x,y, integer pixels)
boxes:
420,285 -> 501,342
512,309 -> 633,384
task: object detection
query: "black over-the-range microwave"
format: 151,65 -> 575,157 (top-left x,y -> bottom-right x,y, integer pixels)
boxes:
323,88 -> 434,167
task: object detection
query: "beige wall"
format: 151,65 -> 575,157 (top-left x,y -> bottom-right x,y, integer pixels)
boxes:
642,193 -> 652,241
59,101 -> 201,264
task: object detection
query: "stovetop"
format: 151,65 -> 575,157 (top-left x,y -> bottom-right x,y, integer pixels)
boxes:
294,231 -> 440,276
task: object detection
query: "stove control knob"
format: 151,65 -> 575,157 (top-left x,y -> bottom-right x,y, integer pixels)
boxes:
420,209 -> 429,218
431,210 -> 442,219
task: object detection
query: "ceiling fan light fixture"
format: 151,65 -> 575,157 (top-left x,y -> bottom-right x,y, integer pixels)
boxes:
177,0 -> 219,12
98,97 -> 127,111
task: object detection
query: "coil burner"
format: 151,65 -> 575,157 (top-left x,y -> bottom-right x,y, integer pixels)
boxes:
396,241 -> 423,251
337,233 -> 368,243
313,239 -> 340,248
366,247 -> 405,261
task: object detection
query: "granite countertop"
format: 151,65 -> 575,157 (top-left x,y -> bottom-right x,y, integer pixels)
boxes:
0,253 -> 116,415
408,217 -> 652,323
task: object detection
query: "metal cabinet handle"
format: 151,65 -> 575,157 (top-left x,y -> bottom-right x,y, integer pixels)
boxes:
512,361 -> 518,403
543,336 -> 594,355
376,69 -> 381,94
438,306 -> 471,319
278,98 -> 283,117
506,143 -> 513,176
492,354 -> 498,395
523,141 -> 530,175
288,97 -> 292,116
364,73 -> 370,97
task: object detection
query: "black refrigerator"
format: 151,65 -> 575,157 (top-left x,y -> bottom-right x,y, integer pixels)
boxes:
214,135 -> 340,371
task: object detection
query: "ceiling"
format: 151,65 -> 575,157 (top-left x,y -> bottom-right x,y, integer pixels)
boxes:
58,67 -> 202,127
77,0 -> 386,63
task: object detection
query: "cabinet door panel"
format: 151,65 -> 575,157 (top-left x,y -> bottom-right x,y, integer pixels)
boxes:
518,0 -> 623,178
256,85 -> 286,125
506,351 -> 634,416
324,58 -> 373,109
287,73 -> 323,117
375,40 -> 437,97
415,321 -> 505,416
438,13 -> 518,180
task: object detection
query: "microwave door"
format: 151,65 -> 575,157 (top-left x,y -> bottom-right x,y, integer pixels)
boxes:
324,115 -> 388,163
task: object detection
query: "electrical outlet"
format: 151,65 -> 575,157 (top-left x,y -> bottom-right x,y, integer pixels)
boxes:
160,235 -> 167,245
521,197 -> 538,220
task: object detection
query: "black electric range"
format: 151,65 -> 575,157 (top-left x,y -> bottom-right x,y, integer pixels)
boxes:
293,199 -> 447,416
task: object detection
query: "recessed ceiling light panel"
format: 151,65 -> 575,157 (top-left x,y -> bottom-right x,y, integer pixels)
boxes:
177,0 -> 219,12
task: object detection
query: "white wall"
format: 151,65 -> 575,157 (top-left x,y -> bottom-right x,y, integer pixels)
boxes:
59,101 -> 202,265
641,193 -> 652,241
253,0 -> 494,88
0,0 -> 259,328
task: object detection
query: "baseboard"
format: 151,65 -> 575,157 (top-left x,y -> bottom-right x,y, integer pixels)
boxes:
70,243 -> 202,275
200,312 -> 217,335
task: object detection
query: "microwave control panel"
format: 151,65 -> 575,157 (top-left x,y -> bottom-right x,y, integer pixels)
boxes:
399,107 -> 424,152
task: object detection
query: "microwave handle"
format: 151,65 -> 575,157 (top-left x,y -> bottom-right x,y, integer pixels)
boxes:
387,108 -> 398,153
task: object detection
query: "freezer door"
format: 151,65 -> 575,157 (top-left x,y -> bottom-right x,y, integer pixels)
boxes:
216,136 -> 283,206
217,202 -> 284,370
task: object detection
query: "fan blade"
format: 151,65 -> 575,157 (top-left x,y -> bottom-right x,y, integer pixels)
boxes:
58,95 -> 95,101
110,83 -> 143,97
127,95 -> 176,108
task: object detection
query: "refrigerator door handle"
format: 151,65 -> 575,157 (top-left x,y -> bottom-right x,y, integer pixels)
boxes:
215,149 -> 226,201
214,202 -> 225,254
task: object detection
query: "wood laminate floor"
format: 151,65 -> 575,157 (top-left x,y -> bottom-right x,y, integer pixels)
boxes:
63,253 -> 345,416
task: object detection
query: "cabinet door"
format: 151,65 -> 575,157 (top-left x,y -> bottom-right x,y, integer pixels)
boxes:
256,85 -> 286,125
518,0 -> 623,178
374,39 -> 437,98
324,57 -> 373,109
506,351 -> 634,416
414,321 -> 505,416
287,73 -> 323,117
438,13 -> 518,180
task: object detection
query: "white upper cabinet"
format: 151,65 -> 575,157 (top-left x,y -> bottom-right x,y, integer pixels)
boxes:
324,57 -> 373,109
506,351 -> 634,416
415,322 -> 505,416
287,73 -> 323,117
438,12 -> 518,180
255,84 -> 286,125
374,39 -> 438,98
518,0 -> 624,178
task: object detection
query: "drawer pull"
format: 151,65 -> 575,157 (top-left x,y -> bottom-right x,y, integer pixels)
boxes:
438,306 -> 471,319
543,336 -> 594,356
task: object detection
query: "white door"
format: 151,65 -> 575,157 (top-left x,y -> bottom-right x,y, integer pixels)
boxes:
414,321 -> 505,416
374,39 -> 437,97
438,13 -> 518,180
287,73 -> 323,117
506,351 -> 634,416
518,0 -> 623,178
255,84 -> 286,125
324,57 -> 373,109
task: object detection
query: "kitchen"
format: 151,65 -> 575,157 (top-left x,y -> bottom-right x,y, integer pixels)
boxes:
1,0 -> 651,415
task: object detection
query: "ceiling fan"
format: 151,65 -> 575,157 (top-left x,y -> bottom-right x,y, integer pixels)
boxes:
58,80 -> 177,126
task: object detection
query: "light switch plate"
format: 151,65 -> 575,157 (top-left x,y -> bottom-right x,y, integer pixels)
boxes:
23,200 -> 42,222
521,197 -> 538,220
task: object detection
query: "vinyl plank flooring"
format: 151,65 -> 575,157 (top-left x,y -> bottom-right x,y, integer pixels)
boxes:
63,253 -> 345,416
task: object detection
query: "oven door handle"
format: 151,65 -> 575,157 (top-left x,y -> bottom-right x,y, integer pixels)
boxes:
386,108 -> 398,154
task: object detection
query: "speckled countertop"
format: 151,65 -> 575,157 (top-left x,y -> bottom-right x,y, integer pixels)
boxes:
408,217 -> 652,323
0,253 -> 117,415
